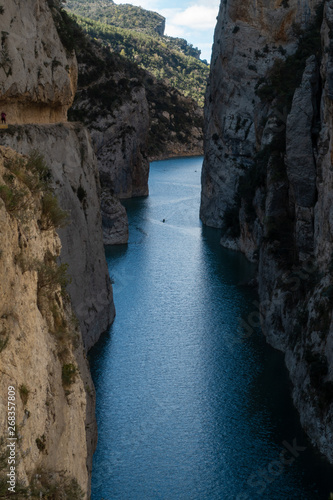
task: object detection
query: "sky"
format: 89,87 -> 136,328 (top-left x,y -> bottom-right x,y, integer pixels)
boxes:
114,0 -> 220,62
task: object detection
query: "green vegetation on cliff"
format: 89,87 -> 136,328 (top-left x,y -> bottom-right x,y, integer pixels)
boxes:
65,0 -> 201,58
66,0 -> 166,37
74,15 -> 208,105
65,1 -> 209,106
48,0 -> 203,157
67,29 -> 203,156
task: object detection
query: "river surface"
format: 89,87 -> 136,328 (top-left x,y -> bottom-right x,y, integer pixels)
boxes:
89,157 -> 333,500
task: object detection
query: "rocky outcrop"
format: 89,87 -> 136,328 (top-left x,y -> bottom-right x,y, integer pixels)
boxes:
0,147 -> 96,498
0,123 -> 115,350
155,17 -> 165,36
101,191 -> 129,245
69,33 -> 203,244
0,0 -> 77,124
202,0 -> 333,463
89,84 -> 150,199
66,37 -> 150,244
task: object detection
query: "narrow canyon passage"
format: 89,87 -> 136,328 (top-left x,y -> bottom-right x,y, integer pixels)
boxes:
89,157 -> 332,500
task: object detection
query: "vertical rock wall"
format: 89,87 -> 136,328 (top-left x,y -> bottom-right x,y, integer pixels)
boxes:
0,0 -> 77,123
0,147 -> 96,498
201,0 -> 333,463
201,0 -> 320,230
0,1 -> 115,497
0,123 -> 115,350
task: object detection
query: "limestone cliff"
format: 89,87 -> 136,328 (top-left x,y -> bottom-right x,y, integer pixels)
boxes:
0,0 -> 115,497
0,147 -> 96,498
0,123 -> 115,350
0,0 -> 77,124
201,0 -> 320,230
202,0 -> 333,463
83,83 -> 150,200
0,0 -> 114,349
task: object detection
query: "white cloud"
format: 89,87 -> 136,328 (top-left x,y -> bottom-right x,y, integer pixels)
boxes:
164,23 -> 187,37
114,0 -> 219,60
168,4 -> 218,30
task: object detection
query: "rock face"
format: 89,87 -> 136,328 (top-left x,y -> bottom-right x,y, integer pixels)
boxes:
0,147 -> 96,498
201,0 -> 320,228
202,0 -> 333,463
68,31 -> 204,243
0,1 -> 115,497
0,123 -> 115,350
0,0 -> 77,124
90,85 -> 150,199
101,191 -> 129,245
146,80 -> 204,161
154,16 -> 165,36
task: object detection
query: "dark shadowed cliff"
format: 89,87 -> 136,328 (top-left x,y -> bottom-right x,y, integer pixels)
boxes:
201,0 -> 333,463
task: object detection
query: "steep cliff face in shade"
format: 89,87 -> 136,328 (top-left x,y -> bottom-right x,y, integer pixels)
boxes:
201,0 -> 320,230
0,147 -> 96,498
101,191 -> 129,245
146,78 -> 204,161
202,0 -> 333,463
0,123 -> 115,350
0,0 -> 77,124
89,84 -> 150,199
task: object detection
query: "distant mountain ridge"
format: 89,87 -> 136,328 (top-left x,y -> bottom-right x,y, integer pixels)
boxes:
66,0 -> 166,37
65,0 -> 209,106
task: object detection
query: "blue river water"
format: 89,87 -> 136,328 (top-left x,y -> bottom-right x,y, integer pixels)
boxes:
89,156 -> 333,500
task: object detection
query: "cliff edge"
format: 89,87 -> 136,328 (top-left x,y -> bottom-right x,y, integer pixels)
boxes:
0,0 -> 114,349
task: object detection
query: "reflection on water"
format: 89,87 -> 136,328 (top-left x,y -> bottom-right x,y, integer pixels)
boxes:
89,156 -> 333,500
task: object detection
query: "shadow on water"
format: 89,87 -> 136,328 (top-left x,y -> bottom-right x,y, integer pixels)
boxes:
201,225 -> 258,285
89,157 -> 333,500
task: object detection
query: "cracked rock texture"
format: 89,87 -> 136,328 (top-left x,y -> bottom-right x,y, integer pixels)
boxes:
0,1 -> 115,497
201,0 -> 319,228
0,147 -> 96,498
201,0 -> 333,464
0,0 -> 77,124
0,123 -> 115,350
